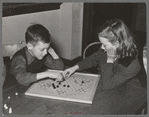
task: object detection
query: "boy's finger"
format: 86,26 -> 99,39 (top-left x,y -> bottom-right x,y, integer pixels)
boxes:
56,72 -> 63,81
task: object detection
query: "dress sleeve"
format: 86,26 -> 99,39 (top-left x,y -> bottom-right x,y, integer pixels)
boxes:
77,50 -> 101,71
100,58 -> 141,90
9,55 -> 37,86
44,54 -> 64,70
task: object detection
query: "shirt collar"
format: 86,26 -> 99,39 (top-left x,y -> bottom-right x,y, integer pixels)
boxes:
25,47 -> 36,65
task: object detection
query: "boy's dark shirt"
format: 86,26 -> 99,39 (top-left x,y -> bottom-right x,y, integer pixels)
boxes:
9,47 -> 64,86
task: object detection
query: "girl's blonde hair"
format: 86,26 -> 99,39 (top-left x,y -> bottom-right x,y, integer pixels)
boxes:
98,19 -> 138,58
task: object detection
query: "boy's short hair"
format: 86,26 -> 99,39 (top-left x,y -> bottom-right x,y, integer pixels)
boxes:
25,24 -> 51,45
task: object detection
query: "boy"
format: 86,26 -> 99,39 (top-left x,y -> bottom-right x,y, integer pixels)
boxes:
7,24 -> 64,86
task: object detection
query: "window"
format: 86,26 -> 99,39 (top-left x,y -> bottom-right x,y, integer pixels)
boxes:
3,3 -> 62,17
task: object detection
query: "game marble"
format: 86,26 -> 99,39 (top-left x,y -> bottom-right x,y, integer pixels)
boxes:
25,70 -> 100,104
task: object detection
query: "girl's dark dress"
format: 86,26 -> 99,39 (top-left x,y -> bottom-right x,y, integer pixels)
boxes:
77,48 -> 144,91
76,48 -> 147,113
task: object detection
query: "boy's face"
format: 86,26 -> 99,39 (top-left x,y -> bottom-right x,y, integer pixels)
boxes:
28,41 -> 50,60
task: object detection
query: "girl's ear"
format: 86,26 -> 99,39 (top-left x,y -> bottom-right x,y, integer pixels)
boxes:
27,43 -> 33,50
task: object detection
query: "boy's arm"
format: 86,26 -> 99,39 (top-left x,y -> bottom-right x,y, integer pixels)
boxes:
48,47 -> 59,59
9,56 -> 37,86
10,56 -> 64,86
44,48 -> 64,70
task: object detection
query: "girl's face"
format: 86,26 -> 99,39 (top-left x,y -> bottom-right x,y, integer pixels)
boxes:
28,41 -> 50,60
99,36 -> 119,52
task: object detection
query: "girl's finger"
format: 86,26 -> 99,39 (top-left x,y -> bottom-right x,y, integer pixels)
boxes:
66,71 -> 70,78
107,48 -> 112,55
110,48 -> 116,55
63,70 -> 69,78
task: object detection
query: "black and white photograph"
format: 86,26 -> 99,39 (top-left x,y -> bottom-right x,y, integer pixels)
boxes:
1,0 -> 148,116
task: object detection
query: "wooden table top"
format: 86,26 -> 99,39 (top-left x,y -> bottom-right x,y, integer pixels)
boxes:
3,78 -> 147,115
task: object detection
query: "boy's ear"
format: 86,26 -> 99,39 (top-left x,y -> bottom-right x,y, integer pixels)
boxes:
27,43 -> 33,50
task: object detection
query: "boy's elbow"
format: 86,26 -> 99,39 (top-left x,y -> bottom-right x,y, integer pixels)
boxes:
55,59 -> 65,70
17,80 -> 30,86
15,75 -> 31,86
58,62 -> 65,70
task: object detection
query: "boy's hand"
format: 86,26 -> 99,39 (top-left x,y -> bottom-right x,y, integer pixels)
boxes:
107,47 -> 117,63
63,65 -> 79,78
46,71 -> 63,81
55,72 -> 64,82
48,47 -> 59,59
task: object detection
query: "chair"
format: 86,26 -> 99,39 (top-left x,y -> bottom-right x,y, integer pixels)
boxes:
83,42 -> 101,74
2,41 -> 26,89
141,45 -> 147,114
83,42 -> 101,59
143,46 -> 147,73
2,41 -> 26,59
2,57 -> 6,86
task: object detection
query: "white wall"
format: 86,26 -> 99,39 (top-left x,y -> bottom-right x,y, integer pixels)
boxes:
59,3 -> 83,60
2,10 -> 59,45
72,3 -> 84,59
2,3 -> 84,60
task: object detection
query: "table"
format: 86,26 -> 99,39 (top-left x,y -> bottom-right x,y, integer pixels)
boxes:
3,77 -> 147,115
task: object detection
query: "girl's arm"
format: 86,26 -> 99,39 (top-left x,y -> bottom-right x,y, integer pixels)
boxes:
100,58 -> 141,90
77,49 -> 102,71
63,49 -> 102,78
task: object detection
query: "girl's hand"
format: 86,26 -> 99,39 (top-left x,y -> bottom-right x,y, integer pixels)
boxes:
107,47 -> 117,63
63,65 -> 79,78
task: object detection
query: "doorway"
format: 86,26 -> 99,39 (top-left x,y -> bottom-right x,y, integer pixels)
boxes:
82,3 -> 135,56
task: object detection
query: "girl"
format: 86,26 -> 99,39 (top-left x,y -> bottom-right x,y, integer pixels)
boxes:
63,19 -> 142,91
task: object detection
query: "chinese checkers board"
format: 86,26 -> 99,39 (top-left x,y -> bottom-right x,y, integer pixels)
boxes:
25,70 -> 100,104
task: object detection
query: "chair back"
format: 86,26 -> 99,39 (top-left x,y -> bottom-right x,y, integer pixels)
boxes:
143,46 -> 147,73
83,42 -> 101,59
2,41 -> 26,86
82,42 -> 101,74
2,41 -> 26,58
